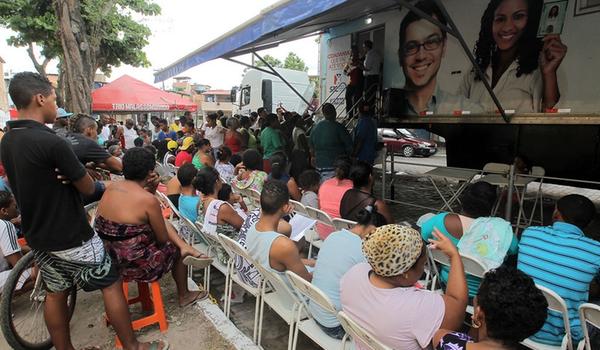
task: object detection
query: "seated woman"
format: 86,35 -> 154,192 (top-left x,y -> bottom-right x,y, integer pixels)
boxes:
310,206 -> 386,339
268,151 -> 301,201
340,225 -> 468,349
317,156 -> 353,239
194,167 -> 244,265
192,138 -> 214,170
420,181 -> 518,298
434,266 -> 548,350
340,160 -> 393,224
231,149 -> 268,193
95,147 -> 211,307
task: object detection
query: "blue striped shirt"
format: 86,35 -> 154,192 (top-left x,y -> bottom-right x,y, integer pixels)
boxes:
517,222 -> 600,345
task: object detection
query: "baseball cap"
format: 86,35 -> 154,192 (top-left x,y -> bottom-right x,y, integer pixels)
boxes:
362,224 -> 424,277
167,140 -> 178,151
57,108 -> 73,118
180,136 -> 194,151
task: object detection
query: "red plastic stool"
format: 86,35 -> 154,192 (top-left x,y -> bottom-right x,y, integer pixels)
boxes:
112,280 -> 168,348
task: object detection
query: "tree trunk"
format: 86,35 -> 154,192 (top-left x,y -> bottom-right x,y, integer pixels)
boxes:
54,0 -> 96,114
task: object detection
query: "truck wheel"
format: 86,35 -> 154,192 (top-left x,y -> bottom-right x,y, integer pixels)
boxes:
402,146 -> 415,157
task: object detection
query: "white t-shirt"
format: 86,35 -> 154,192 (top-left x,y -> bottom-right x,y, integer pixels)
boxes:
201,124 -> 224,148
340,263 -> 445,350
0,220 -> 20,272
99,125 -> 111,142
123,126 -> 138,149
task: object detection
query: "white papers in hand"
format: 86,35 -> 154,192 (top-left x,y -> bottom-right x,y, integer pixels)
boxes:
289,214 -> 317,242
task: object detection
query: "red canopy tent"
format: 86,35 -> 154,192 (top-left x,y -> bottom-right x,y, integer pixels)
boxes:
91,75 -> 197,112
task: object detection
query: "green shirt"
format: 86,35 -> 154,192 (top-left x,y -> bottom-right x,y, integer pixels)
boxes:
260,127 -> 284,159
309,119 -> 352,169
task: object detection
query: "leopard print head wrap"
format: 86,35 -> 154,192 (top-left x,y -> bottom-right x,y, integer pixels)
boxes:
362,224 -> 424,277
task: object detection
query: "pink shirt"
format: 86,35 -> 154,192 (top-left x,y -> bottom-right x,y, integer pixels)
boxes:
317,178 -> 353,239
340,263 -> 445,350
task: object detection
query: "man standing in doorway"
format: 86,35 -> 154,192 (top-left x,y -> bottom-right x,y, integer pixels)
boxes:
362,40 -> 381,111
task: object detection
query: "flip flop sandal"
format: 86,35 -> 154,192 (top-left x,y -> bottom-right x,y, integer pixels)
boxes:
183,255 -> 213,269
149,340 -> 170,350
180,289 -> 209,307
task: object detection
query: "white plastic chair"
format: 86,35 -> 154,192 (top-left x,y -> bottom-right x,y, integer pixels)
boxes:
427,247 -> 488,314
194,221 -> 230,294
217,234 -> 263,344
337,311 -> 392,350
290,199 -> 310,217
305,206 -> 335,257
286,271 -> 350,350
522,284 -> 574,350
84,201 -> 99,226
250,254 -> 305,349
332,218 -> 356,231
578,303 -> 600,350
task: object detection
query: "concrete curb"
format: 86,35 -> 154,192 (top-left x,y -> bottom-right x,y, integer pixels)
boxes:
194,299 -> 260,350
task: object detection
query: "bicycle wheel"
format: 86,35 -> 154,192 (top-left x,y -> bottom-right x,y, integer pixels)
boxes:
0,252 -> 77,350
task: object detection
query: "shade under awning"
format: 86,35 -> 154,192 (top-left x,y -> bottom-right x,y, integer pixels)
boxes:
154,0 -> 401,83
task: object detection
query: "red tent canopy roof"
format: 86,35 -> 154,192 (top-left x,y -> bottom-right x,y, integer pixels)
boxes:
92,75 -> 197,112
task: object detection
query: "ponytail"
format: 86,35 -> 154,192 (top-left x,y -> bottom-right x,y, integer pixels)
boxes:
355,205 -> 386,227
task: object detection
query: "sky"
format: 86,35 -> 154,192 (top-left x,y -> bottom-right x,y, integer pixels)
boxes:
0,0 -> 319,90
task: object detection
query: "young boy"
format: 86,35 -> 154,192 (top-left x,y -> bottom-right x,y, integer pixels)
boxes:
0,191 -> 24,292
298,169 -> 321,209
245,180 -> 314,282
2,72 -> 165,350
177,163 -> 199,222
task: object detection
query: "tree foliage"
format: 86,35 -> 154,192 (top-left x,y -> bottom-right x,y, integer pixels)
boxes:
0,0 -> 160,112
283,52 -> 308,72
255,52 -> 308,72
255,54 -> 282,69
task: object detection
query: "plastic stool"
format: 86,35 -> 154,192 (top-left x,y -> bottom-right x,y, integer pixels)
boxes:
113,280 -> 168,348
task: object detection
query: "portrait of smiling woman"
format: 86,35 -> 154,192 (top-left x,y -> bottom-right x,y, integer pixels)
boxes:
459,0 -> 568,113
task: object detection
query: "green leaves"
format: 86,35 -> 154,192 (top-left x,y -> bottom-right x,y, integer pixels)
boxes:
0,0 -> 160,72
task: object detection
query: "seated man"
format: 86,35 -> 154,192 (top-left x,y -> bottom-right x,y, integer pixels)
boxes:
245,180 -> 313,286
177,163 -> 199,222
518,194 -> 600,346
63,114 -> 122,174
235,207 -> 292,290
0,191 -> 25,292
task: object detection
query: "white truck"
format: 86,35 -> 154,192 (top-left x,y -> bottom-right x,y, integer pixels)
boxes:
231,67 -> 314,115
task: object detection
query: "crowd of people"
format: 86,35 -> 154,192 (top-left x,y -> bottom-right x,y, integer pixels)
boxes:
0,70 -> 598,350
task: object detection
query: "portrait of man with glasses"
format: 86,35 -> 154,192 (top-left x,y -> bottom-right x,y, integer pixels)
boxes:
396,0 -> 480,116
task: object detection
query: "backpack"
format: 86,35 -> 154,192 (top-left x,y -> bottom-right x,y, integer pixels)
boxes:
457,217 -> 514,270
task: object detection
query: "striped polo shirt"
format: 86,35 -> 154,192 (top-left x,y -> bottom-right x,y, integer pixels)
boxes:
517,222 -> 600,345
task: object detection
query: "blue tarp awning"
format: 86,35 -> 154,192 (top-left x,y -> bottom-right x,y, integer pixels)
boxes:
154,0 -> 351,83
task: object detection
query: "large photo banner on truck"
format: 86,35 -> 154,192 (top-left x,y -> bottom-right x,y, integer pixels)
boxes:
325,34 -> 351,117
352,0 -> 600,121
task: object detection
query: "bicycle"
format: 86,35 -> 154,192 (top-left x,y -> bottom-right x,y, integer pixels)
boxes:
0,201 -> 99,349
0,251 -> 77,350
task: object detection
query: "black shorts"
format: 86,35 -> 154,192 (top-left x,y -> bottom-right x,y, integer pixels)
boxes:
33,249 -> 119,293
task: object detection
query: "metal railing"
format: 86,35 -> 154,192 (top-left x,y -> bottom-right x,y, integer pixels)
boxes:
377,150 -> 600,229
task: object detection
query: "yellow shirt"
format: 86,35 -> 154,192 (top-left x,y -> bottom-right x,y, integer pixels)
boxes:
169,122 -> 182,132
459,60 -> 543,114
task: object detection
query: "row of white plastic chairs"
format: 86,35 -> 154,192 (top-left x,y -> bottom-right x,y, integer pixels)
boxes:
153,190 -> 600,350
